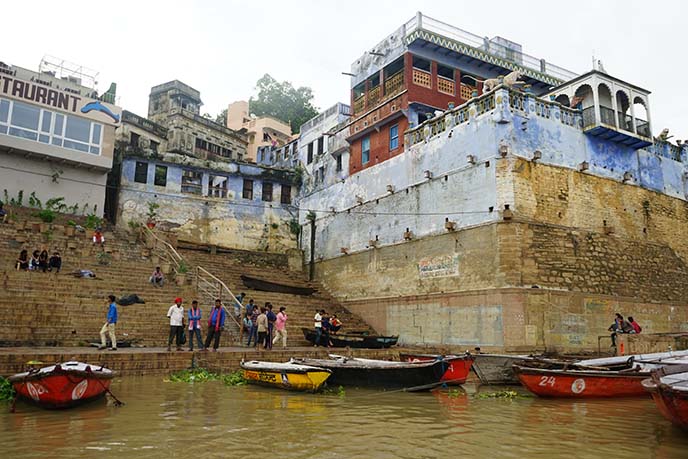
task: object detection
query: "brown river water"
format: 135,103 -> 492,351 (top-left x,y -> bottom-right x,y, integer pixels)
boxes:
2,376 -> 687,458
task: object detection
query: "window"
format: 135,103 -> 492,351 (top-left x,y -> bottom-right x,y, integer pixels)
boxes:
317,136 -> 324,155
130,132 -> 140,148
307,142 -> 313,164
361,136 -> 370,164
208,175 -> 228,198
154,165 -> 168,187
181,170 -> 203,195
437,64 -> 454,80
242,179 -> 253,200
134,161 -> 148,183
150,140 -> 159,153
389,125 -> 399,151
280,185 -> 291,205
262,182 -> 273,202
318,166 -> 325,184
412,56 -> 431,72
335,154 -> 343,172
0,98 -> 102,154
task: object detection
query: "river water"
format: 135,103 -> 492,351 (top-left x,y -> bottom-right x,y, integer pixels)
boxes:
2,376 -> 687,458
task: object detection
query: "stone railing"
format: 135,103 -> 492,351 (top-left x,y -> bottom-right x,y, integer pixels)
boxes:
406,86 -> 583,146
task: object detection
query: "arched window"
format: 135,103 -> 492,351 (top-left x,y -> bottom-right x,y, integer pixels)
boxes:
633,97 -> 650,137
615,91 -> 631,132
555,94 -> 570,106
597,84 -> 614,126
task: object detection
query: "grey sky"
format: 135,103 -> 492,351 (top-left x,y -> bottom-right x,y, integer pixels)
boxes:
5,0 -> 686,139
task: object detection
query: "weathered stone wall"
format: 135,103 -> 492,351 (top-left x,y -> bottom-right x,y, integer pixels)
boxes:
313,159 -> 688,352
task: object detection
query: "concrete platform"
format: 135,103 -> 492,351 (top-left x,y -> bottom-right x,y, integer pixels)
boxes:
0,346 -> 410,377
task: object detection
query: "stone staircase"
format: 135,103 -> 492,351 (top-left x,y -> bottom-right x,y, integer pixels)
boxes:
0,208 -> 373,348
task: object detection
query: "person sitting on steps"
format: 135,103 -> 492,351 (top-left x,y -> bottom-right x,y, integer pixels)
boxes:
93,227 -> 105,246
15,249 -> 29,270
149,266 -> 164,287
48,251 -> 62,273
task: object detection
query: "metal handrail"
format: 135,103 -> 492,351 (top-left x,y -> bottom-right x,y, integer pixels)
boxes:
196,266 -> 242,330
141,225 -> 184,273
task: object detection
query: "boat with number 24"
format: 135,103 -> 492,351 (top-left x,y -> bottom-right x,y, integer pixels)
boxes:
241,361 -> 332,392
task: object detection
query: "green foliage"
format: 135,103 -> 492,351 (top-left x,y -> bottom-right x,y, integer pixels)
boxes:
169,368 -> 221,383
271,222 -> 279,229
177,260 -> 189,274
293,164 -> 305,187
67,220 -> 77,227
321,385 -> 345,397
37,209 -> 55,223
475,390 -> 530,399
0,376 -> 15,402
128,220 -> 141,231
221,370 -> 247,386
28,191 -> 42,209
96,251 -> 112,265
45,197 -> 67,213
306,211 -> 317,222
249,74 -> 319,134
85,213 -> 103,230
147,201 -> 160,220
215,109 -> 227,126
68,204 -> 79,215
446,389 -> 467,398
16,190 -> 23,207
288,218 -> 301,237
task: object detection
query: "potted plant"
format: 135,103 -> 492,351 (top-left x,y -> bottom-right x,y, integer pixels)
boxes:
127,220 -> 140,242
96,251 -> 112,266
65,220 -> 76,237
161,261 -> 172,274
146,201 -> 160,229
175,261 -> 189,285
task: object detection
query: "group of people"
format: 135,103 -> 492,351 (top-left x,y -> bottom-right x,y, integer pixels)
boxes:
313,309 -> 342,347
166,297 -> 228,352
608,313 -> 642,346
15,249 -> 61,273
238,294 -> 289,350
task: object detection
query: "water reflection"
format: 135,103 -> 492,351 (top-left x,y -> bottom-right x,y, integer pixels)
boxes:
1,377 -> 687,458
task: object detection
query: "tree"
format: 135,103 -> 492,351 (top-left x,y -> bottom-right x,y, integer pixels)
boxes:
215,109 -> 227,127
249,74 -> 319,134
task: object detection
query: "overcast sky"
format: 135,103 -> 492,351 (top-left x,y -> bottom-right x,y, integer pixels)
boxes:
4,0 -> 686,139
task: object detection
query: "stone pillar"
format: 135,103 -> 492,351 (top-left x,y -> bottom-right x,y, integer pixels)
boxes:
629,91 -> 637,135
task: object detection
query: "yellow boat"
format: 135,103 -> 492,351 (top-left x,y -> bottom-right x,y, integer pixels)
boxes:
241,361 -> 332,392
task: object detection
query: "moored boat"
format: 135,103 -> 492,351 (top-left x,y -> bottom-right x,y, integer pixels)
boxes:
8,361 -> 115,409
642,364 -> 688,430
513,362 -> 650,398
291,355 -> 447,391
241,361 -> 332,392
301,327 -> 398,349
471,354 -> 541,385
399,352 -> 474,385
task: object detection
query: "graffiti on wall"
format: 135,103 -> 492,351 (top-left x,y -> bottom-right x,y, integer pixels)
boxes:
418,254 -> 459,279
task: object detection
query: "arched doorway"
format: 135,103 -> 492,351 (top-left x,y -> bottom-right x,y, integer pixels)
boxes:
616,90 -> 631,132
574,84 -> 594,127
598,83 -> 615,126
633,97 -> 650,137
555,94 -> 570,107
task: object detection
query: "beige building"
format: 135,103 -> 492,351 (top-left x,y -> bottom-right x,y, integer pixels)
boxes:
226,100 -> 292,162
0,58 -> 121,217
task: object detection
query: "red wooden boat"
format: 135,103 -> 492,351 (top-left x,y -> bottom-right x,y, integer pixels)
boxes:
399,353 -> 474,385
513,364 -> 649,398
642,364 -> 688,430
9,361 -> 115,409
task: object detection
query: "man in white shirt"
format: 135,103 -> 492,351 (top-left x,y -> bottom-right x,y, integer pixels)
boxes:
167,297 -> 185,351
313,309 -> 323,347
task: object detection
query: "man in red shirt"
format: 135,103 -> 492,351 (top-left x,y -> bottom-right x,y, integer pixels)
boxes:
628,316 -> 642,334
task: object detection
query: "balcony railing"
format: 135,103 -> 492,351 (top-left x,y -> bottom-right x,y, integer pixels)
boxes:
353,95 -> 365,114
384,71 -> 404,98
636,119 -> 651,138
599,106 -> 616,127
412,68 -> 432,89
368,86 -> 381,107
582,107 -> 596,129
459,83 -> 474,100
437,76 -> 455,95
618,112 -> 633,132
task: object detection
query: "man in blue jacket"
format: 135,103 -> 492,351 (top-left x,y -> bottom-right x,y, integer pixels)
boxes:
98,295 -> 118,351
204,299 -> 225,352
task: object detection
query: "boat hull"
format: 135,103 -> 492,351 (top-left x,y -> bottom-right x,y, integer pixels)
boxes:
241,362 -> 331,392
294,357 -> 446,390
643,365 -> 688,430
514,366 -> 648,398
9,362 -> 114,409
301,328 -> 398,349
399,353 -> 474,385
472,354 -> 537,385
